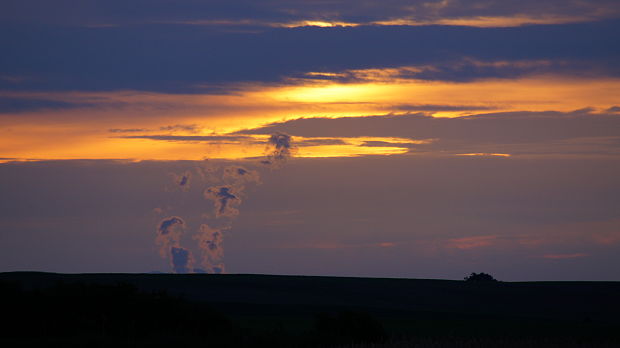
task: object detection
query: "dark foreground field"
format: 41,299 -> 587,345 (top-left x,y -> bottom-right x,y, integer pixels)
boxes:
1,272 -> 619,347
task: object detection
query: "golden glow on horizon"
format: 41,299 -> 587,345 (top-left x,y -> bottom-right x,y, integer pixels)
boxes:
305,72 -> 348,78
279,20 -> 359,28
0,130 -> 420,161
156,19 -> 360,28
1,70 -> 619,161
296,145 -> 409,158
456,153 -> 511,157
372,14 -> 601,28
165,11 -> 618,29
265,76 -> 620,118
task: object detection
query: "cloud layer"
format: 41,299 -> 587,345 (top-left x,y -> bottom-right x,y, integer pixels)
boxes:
1,18 -> 619,93
2,0 -> 618,27
240,110 -> 620,157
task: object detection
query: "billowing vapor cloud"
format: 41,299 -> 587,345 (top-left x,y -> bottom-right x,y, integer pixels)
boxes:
157,216 -> 184,237
155,216 -> 194,273
223,165 -> 261,184
154,134 -> 293,273
179,174 -> 189,187
171,171 -> 191,191
194,162 -> 273,271
269,133 -> 292,158
262,133 -> 294,166
193,223 -> 226,274
195,160 -> 220,183
171,246 -> 193,273
202,165 -> 262,219
194,135 -> 293,271
204,186 -> 241,218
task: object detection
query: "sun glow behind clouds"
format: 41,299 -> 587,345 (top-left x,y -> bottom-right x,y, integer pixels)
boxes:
456,153 -> 511,157
169,17 -> 585,29
269,75 -> 620,118
1,69 -> 619,161
0,130 -> 423,161
371,14 -> 605,27
279,20 -> 359,28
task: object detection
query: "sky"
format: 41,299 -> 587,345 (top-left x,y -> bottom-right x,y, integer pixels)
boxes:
1,0 -> 620,280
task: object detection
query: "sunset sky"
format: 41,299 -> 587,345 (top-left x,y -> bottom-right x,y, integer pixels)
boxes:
1,0 -> 619,280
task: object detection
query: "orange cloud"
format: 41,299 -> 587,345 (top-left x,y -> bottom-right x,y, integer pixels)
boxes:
273,241 -> 397,250
372,14 -> 604,28
456,153 -> 511,157
446,235 -> 497,249
516,219 -> 620,248
2,71 -> 619,161
542,253 -> 588,259
592,231 -> 620,246
165,12 -> 618,29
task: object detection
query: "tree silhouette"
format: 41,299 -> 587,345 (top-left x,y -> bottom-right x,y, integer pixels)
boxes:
464,272 -> 498,282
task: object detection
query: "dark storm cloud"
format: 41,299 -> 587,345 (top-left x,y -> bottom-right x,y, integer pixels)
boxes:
1,18 -> 619,92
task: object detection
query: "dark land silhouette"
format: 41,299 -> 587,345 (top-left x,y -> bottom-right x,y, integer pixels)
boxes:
1,272 -> 619,347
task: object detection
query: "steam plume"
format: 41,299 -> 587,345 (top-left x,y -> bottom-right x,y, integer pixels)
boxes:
171,246 -> 193,274
153,133 -> 294,273
156,216 -> 194,273
171,171 -> 191,191
204,186 -> 242,218
223,165 -> 260,184
194,223 -> 226,273
262,132 -> 294,166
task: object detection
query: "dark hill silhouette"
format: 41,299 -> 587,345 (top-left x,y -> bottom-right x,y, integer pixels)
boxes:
1,272 -> 619,347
